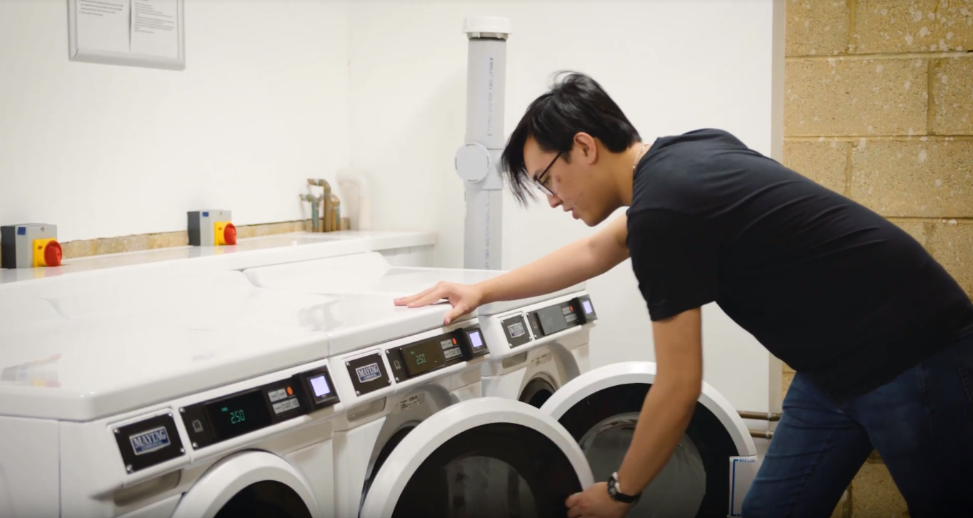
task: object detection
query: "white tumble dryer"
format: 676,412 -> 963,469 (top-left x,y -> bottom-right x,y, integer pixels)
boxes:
242,252 -> 596,408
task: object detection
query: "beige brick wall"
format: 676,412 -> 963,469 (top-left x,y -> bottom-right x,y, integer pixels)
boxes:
784,0 -> 973,516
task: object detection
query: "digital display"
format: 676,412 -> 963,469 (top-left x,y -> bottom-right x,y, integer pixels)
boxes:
205,390 -> 272,441
401,340 -> 445,377
469,330 -> 484,350
310,375 -> 331,398
583,300 -> 593,314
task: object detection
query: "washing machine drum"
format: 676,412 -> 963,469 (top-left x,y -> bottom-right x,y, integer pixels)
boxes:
359,398 -> 594,518
544,363 -> 756,518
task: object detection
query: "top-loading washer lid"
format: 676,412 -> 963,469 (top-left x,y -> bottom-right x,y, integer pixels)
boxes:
540,361 -> 759,518
359,397 -> 594,518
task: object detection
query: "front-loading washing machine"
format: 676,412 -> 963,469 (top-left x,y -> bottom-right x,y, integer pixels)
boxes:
241,252 -> 596,408
314,294 -> 491,517
314,296 -> 596,518
541,361 -> 759,518
0,272 -> 512,518
0,296 -> 344,518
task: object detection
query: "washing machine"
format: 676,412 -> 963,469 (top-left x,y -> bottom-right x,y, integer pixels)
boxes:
0,296 -> 343,518
242,252 -> 596,408
320,295 -> 491,517
0,277 -> 543,518
298,291 -> 594,518
540,361 -> 759,518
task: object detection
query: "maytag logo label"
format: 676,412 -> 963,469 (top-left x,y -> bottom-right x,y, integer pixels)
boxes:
129,426 -> 170,456
355,363 -> 382,383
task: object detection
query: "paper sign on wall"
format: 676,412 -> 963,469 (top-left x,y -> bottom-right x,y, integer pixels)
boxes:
69,0 -> 185,70
131,0 -> 179,59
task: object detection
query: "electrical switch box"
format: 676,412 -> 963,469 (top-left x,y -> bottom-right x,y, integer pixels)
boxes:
188,210 -> 237,247
1,224 -> 62,269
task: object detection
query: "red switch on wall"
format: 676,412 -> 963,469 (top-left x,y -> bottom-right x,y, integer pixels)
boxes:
33,238 -> 62,268
223,223 -> 237,245
43,240 -> 62,267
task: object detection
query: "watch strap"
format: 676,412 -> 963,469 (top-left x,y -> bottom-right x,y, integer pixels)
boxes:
607,472 -> 641,505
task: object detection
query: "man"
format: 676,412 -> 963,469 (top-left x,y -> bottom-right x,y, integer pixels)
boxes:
395,72 -> 973,518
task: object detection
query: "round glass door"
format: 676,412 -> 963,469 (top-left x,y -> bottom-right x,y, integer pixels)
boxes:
519,377 -> 557,408
359,398 -> 593,518
171,451 -> 320,518
546,363 -> 752,518
215,481 -> 312,518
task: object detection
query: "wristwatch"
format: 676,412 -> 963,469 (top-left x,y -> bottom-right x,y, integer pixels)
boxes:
607,472 -> 641,505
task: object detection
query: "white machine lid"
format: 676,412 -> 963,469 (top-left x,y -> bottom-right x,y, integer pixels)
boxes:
243,252 -> 586,317
359,397 -> 593,518
0,274 -> 456,421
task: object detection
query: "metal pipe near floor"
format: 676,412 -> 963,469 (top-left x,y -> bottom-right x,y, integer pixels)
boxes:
750,429 -> 775,440
740,410 -> 781,440
739,410 -> 782,422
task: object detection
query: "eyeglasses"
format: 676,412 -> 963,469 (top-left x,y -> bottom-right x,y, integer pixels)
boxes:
533,151 -> 562,196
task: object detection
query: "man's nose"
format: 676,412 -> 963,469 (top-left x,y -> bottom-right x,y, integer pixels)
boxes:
547,193 -> 561,208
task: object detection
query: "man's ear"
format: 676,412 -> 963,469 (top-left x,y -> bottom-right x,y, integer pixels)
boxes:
574,132 -> 598,164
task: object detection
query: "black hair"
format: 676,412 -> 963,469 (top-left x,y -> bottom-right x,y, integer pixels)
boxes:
500,71 -> 642,205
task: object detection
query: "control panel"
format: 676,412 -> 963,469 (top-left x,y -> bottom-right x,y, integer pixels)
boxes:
385,325 -> 488,383
178,365 -> 340,451
527,295 -> 598,339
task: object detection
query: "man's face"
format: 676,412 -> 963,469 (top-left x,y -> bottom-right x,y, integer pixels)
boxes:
523,136 -> 613,226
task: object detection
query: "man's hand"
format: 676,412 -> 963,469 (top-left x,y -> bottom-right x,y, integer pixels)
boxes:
565,483 -> 631,518
393,281 -> 484,325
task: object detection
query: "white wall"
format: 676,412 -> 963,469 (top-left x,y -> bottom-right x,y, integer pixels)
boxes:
0,0 -> 350,241
348,0 -> 783,416
0,0 -> 783,417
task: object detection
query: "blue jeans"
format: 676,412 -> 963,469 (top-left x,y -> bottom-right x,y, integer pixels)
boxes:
742,332 -> 973,517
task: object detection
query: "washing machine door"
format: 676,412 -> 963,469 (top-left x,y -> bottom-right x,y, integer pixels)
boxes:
171,451 -> 320,518
540,361 -> 759,518
358,397 -> 594,518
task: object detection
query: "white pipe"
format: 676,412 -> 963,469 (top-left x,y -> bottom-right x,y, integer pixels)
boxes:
456,17 -> 511,270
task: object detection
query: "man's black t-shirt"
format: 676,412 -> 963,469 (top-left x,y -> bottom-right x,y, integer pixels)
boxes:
626,128 -> 973,401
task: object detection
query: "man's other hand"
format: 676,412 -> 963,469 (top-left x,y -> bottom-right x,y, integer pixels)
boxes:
565,482 -> 631,518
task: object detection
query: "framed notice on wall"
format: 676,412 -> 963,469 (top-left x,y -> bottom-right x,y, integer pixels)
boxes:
68,0 -> 185,71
